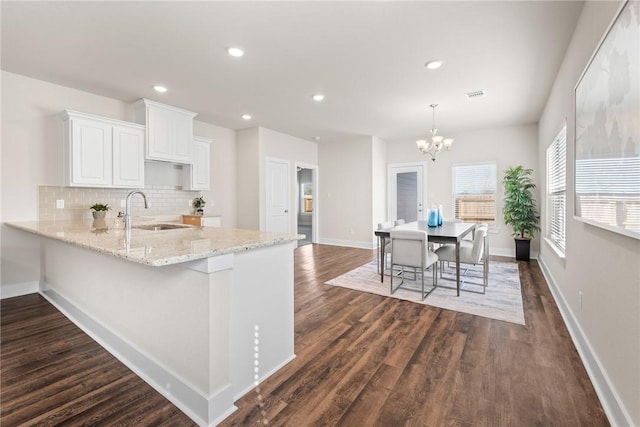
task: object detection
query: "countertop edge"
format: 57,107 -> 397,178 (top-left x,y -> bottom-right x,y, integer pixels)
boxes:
6,221 -> 303,267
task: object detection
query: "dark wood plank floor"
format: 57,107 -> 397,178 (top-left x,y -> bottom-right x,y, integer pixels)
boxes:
220,244 -> 609,426
1,244 -> 608,426
0,293 -> 197,426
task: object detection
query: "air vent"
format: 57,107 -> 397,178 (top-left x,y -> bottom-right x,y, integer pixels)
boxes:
465,89 -> 486,99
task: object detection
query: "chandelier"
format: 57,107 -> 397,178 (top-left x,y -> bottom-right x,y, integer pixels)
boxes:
416,104 -> 454,161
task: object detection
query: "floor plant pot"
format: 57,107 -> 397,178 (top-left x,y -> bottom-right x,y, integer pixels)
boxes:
515,238 -> 531,261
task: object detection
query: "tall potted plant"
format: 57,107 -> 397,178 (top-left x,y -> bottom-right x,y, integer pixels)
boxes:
503,166 -> 540,260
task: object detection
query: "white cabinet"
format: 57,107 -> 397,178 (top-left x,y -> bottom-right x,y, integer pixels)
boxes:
133,99 -> 197,164
183,137 -> 212,190
63,110 -> 145,188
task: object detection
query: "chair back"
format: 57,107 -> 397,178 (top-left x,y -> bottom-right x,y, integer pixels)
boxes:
391,229 -> 427,268
394,219 -> 406,226
470,227 -> 487,263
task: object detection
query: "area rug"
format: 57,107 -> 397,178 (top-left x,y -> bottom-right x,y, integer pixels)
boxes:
325,261 -> 525,325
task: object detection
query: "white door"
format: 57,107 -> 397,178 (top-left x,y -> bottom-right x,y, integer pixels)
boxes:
266,158 -> 290,233
388,164 -> 426,222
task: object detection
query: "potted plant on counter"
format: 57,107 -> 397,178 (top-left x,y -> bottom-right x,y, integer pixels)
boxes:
90,203 -> 111,219
503,166 -> 540,261
193,196 -> 206,216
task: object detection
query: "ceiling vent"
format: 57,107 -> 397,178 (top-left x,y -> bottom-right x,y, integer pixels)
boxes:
465,89 -> 486,99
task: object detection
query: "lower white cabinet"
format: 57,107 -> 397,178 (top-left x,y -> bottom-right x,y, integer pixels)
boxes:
63,110 -> 145,188
183,137 -> 212,190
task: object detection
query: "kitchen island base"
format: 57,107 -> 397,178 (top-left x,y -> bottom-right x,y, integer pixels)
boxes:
39,237 -> 295,426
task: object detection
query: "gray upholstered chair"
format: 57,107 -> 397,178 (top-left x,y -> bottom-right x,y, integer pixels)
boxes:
435,226 -> 488,292
390,229 -> 438,300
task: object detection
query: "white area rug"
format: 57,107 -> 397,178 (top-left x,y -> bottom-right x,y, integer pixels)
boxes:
325,261 -> 525,325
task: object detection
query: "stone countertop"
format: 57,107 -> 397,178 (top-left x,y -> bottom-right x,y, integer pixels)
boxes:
6,220 -> 303,267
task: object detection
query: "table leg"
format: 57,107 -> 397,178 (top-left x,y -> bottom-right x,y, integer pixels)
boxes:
455,242 -> 460,296
380,236 -> 386,283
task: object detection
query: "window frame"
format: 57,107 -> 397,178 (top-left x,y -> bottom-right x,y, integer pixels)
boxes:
546,122 -> 567,257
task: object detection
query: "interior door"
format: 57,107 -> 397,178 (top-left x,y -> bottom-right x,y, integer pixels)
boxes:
388,164 -> 426,222
266,158 -> 290,233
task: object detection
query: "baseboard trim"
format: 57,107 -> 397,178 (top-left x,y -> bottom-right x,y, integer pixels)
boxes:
40,287 -> 236,427
537,256 -> 633,427
233,354 -> 297,401
0,281 -> 40,299
318,238 -> 375,250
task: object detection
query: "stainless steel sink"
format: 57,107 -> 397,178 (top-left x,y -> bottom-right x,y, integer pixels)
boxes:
134,223 -> 193,231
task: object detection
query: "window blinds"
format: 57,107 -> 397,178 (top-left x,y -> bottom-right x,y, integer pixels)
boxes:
547,125 -> 567,252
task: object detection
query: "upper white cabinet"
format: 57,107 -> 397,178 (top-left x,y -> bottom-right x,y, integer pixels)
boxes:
183,137 -> 212,190
133,99 -> 198,164
63,111 -> 145,188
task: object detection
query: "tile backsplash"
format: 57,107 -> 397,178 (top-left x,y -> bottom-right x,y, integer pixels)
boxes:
39,185 -> 201,221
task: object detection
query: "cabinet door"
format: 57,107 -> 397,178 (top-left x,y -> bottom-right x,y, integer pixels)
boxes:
70,118 -> 112,186
184,138 -> 211,190
146,105 -> 174,161
172,114 -> 193,163
113,125 -> 145,188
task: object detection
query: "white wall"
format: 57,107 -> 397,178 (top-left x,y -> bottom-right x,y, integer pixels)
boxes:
538,1 -> 640,425
318,136 -> 377,248
386,124 -> 539,256
0,71 -> 237,287
372,136 -> 388,235
235,127 -> 260,230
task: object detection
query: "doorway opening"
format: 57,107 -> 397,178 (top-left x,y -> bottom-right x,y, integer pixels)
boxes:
296,166 -> 315,246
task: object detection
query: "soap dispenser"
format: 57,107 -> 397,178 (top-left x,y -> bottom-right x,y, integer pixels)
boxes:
114,211 -> 124,229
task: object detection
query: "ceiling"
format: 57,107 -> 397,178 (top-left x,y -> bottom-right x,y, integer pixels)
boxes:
1,1 -> 584,144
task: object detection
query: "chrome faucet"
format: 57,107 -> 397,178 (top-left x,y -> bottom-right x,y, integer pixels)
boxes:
124,190 -> 149,230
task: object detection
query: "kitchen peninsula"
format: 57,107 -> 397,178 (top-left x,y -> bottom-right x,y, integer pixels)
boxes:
6,220 -> 302,426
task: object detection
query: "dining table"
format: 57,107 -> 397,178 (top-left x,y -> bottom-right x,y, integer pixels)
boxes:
374,221 -> 476,296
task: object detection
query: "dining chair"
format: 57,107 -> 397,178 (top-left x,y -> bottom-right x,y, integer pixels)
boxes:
390,229 -> 438,300
377,222 -> 394,274
435,226 -> 488,293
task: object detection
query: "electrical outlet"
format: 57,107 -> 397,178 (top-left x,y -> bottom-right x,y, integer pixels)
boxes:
578,291 -> 583,311
188,199 -> 193,207
120,199 -> 126,208
56,199 -> 64,209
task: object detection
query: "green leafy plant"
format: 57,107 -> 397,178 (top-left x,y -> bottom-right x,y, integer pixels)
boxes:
503,166 -> 540,239
89,203 -> 111,212
192,196 -> 206,209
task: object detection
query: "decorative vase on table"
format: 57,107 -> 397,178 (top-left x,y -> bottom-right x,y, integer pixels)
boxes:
427,207 -> 438,227
92,211 -> 106,220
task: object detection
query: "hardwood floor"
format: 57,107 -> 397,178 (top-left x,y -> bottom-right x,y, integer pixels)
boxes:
1,244 -> 608,426
0,294 -> 197,426
220,244 -> 608,426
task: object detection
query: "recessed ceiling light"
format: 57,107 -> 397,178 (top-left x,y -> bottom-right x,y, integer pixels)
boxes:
153,85 -> 168,93
425,60 -> 443,70
241,114 -> 252,120
312,94 -> 325,102
228,47 -> 244,57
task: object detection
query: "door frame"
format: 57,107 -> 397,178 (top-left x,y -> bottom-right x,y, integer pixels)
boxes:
295,162 -> 319,245
387,162 -> 429,222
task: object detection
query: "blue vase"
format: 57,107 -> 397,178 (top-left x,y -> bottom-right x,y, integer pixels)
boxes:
427,209 -> 438,227
437,205 -> 443,226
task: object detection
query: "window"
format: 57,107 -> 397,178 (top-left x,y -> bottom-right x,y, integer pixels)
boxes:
546,124 -> 567,253
453,162 -> 497,225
